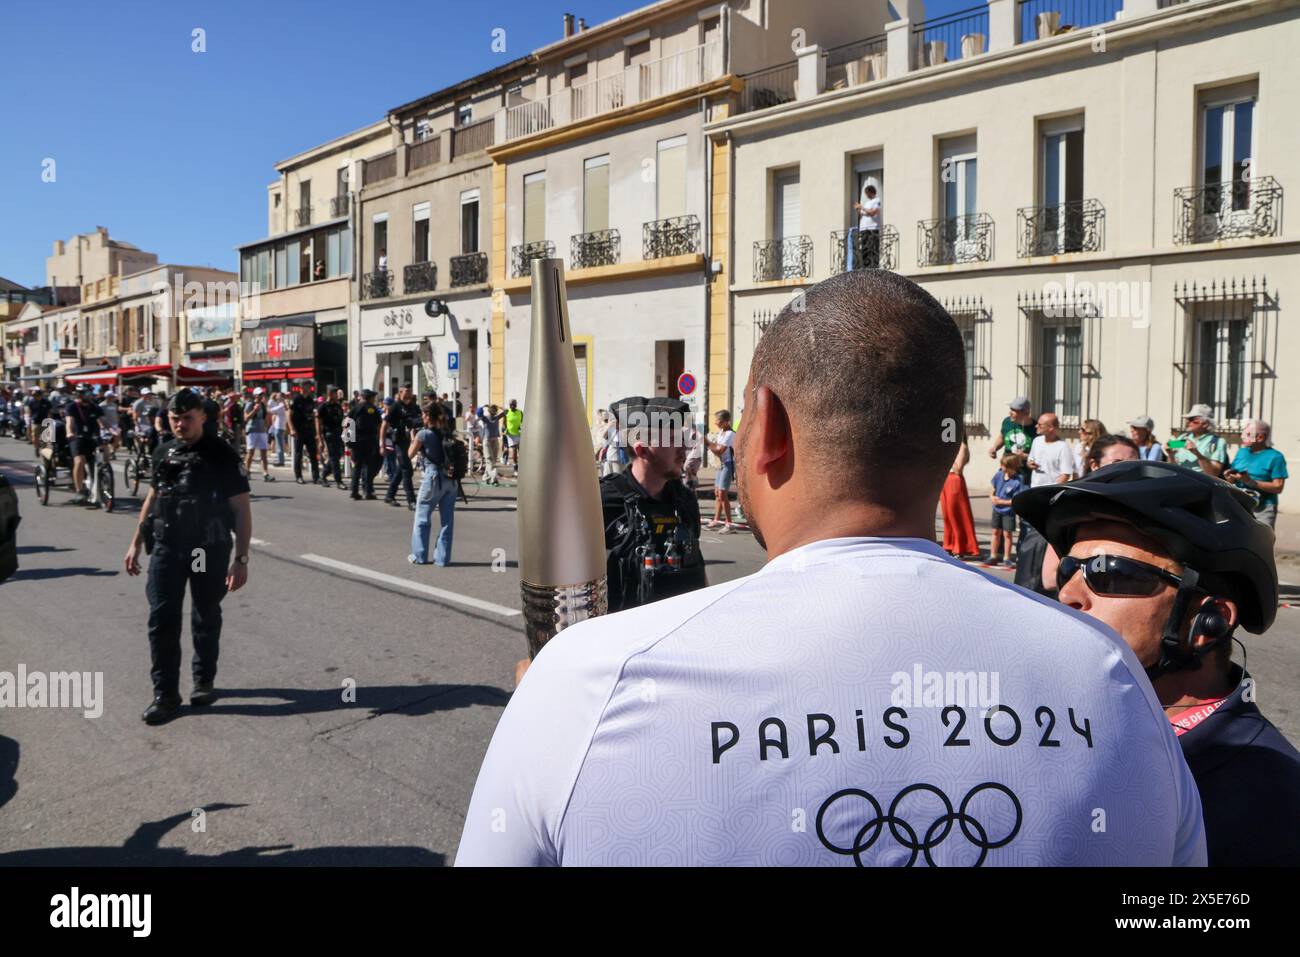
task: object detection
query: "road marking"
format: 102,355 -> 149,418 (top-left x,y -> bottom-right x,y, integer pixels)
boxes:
249,538 -> 270,547
299,553 -> 521,617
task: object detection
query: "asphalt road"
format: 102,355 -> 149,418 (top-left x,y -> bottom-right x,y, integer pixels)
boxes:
1,434 -> 1297,865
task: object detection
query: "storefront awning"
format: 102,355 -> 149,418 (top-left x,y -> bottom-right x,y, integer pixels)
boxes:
242,365 -> 315,381
64,363 -> 233,387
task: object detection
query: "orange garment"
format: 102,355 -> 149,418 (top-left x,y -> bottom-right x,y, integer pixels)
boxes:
941,471 -> 980,556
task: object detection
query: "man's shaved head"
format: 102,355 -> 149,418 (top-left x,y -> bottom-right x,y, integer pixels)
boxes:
746,269 -> 965,508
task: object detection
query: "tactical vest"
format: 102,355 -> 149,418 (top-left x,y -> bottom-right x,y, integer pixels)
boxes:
603,477 -> 705,611
150,443 -> 235,550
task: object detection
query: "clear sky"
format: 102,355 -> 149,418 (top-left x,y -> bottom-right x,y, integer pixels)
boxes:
0,0 -> 968,287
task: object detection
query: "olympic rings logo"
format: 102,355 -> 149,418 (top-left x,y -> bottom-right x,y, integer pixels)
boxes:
816,782 -> 1022,867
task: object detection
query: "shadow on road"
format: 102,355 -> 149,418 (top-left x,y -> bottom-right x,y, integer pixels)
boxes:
15,545 -> 74,554
0,803 -> 444,866
175,682 -> 509,719
6,566 -> 118,581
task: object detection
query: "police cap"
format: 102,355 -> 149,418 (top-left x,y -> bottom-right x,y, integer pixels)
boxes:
167,389 -> 205,415
610,395 -> 690,446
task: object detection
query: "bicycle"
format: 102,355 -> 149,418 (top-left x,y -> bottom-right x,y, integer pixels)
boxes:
123,424 -> 157,496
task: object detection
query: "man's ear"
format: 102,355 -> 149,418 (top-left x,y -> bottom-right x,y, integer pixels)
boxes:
1188,595 -> 1238,651
748,384 -> 792,480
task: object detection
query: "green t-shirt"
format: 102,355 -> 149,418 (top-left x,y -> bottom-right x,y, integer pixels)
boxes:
505,409 -> 523,436
1000,416 -> 1034,457
1171,432 -> 1228,472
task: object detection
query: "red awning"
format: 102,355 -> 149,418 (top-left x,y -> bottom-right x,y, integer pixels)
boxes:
242,366 -> 315,381
65,363 -> 232,387
64,370 -> 118,386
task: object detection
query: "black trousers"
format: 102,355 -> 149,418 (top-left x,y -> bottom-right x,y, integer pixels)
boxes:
384,445 -> 415,504
146,540 -> 230,699
350,441 -> 379,496
322,433 -> 344,483
857,229 -> 881,269
293,430 -> 319,481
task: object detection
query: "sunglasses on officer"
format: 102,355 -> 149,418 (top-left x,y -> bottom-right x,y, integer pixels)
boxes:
1057,553 -> 1185,597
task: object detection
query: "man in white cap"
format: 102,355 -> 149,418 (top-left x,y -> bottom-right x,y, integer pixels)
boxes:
243,387 -> 275,482
1127,415 -> 1166,462
1170,404 -> 1227,477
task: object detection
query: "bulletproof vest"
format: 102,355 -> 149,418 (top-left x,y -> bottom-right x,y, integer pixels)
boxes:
318,402 -> 344,435
603,475 -> 705,611
151,443 -> 235,549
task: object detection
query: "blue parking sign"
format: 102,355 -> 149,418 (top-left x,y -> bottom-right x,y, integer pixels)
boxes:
448,351 -> 459,372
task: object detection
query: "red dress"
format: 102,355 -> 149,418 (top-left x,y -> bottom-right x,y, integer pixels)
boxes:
941,471 -> 980,557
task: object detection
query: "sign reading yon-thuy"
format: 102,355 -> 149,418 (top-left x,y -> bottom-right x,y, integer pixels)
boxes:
240,322 -> 315,371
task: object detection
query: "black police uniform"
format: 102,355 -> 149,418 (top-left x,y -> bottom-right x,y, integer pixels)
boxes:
145,427 -> 249,706
288,392 -> 319,482
201,395 -> 221,438
384,399 -> 421,506
66,398 -> 103,460
349,398 -> 382,498
317,399 -> 346,486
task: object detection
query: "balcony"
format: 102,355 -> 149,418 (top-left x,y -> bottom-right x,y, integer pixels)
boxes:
511,241 -> 556,278
1174,177 -> 1283,245
643,215 -> 702,260
571,229 -> 621,269
451,118 -> 495,159
450,252 -> 489,287
741,61 -> 797,113
408,138 -> 441,172
918,214 -> 996,266
362,151 -> 396,187
1017,199 -> 1105,257
294,207 -> 312,227
1018,0 -> 1122,40
329,195 -> 349,217
754,236 -> 813,281
362,270 -> 394,300
912,6 -> 990,67
831,226 -> 900,273
505,40 -> 723,140
825,34 -> 887,91
403,261 -> 437,294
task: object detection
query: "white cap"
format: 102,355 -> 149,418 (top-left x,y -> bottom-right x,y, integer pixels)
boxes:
140,387 -> 152,395
253,387 -> 265,395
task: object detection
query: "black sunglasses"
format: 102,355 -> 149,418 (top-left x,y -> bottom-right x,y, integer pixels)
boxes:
1057,553 -> 1184,597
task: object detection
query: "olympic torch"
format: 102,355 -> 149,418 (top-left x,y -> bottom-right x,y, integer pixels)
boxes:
517,258 -> 608,657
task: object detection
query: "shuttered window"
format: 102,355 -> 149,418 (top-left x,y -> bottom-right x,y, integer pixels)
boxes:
524,172 -> 546,244
773,169 -> 800,239
657,136 -> 687,219
584,156 -> 610,233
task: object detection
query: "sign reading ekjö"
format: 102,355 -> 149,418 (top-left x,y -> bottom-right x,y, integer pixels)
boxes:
360,304 -> 445,342
240,325 -> 315,370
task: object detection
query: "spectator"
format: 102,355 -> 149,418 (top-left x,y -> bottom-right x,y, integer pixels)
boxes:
267,391 -> 289,467
378,248 -> 388,273
1170,404 -> 1228,477
1086,434 -> 1141,471
940,433 -> 980,559
409,403 -> 456,566
989,452 -> 1024,568
1028,412 -> 1076,486
1071,418 -> 1108,477
501,399 -> 523,469
988,395 -> 1035,477
1128,415 -> 1166,462
243,387 -> 275,481
683,420 -> 705,492
1224,419 -> 1287,528
851,180 -> 882,270
479,404 -> 502,485
705,409 -> 737,532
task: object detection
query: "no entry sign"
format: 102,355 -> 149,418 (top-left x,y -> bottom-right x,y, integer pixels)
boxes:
677,371 -> 696,396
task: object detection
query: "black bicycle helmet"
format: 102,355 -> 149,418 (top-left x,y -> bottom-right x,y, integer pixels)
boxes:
1013,460 -> 1277,633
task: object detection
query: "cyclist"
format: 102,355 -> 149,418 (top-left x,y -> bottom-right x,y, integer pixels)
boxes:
1015,460 -> 1300,865
26,387 -> 52,455
64,385 -> 103,505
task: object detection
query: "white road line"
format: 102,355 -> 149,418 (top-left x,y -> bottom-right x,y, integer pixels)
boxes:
299,553 -> 521,618
249,538 -> 270,546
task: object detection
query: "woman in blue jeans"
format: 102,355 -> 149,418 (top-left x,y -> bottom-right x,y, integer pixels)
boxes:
408,404 -> 456,566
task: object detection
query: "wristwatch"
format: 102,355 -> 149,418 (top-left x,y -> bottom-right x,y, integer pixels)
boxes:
235,554 -> 249,565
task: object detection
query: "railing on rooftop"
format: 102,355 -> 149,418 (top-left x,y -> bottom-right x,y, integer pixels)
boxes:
1018,0 -> 1122,41
741,60 -> 797,113
362,151 -> 396,187
505,40 -> 723,140
451,118 -> 494,158
825,33 -> 888,91
408,137 -> 441,172
912,5 -> 990,67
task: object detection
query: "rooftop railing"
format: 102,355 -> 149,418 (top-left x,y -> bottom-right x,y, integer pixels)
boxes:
1018,0 -> 1122,40
912,6 -> 990,67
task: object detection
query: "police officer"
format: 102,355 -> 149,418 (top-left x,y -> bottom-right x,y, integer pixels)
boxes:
65,385 -> 103,506
381,385 -> 420,508
288,387 -> 320,484
349,389 -> 382,500
316,387 -> 347,488
124,389 -> 253,725
601,396 -> 707,611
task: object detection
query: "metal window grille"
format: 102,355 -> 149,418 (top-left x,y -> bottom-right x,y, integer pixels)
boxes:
942,296 -> 993,435
1017,289 -> 1102,429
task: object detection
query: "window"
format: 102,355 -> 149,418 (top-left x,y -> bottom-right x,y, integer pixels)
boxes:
772,168 -> 800,239
523,172 -> 546,244
567,61 -> 588,86
373,214 -> 389,270
456,102 -> 473,127
583,155 -> 610,233
1201,86 -> 1256,212
273,193 -> 281,208
275,246 -> 287,288
940,136 -> 978,228
413,202 -> 431,263
299,180 -> 311,215
1191,299 -> 1254,425
327,229 -> 341,276
625,38 -> 651,67
461,189 -> 481,254
336,166 -> 349,197
415,119 -> 432,142
1017,293 -> 1099,429
656,135 -> 687,219
287,239 -> 301,286
1040,117 -> 1084,252
340,227 -> 352,276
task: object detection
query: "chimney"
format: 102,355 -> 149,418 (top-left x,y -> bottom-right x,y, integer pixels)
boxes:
578,17 -> 587,31
563,13 -> 574,37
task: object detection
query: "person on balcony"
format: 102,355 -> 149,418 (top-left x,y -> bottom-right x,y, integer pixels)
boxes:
851,180 -> 882,270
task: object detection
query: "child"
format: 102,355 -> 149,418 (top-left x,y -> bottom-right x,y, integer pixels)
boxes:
989,453 -> 1025,567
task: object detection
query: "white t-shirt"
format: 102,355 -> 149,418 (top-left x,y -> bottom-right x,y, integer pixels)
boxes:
715,428 -> 735,467
1029,435 -> 1076,487
267,399 -> 288,430
859,196 -> 881,231
456,537 -> 1205,867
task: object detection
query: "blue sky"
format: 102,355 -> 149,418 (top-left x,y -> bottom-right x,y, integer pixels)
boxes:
0,0 -> 968,287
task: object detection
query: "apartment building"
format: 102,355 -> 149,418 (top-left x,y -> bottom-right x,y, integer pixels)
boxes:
355,57 -> 534,403
2,282 -> 80,386
710,0 -> 1298,509
489,0 -> 885,421
236,120 -> 392,391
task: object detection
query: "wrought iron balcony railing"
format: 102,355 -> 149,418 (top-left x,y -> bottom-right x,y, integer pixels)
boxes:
362,270 -> 393,300
754,236 -> 813,281
831,225 -> 900,273
1173,177 -> 1283,245
450,252 -> 488,287
570,229 -> 621,269
917,214 -> 995,266
329,195 -> 349,217
1017,199 -> 1105,257
511,241 -> 556,278
403,261 -> 437,294
642,215 -> 702,260
294,207 -> 312,227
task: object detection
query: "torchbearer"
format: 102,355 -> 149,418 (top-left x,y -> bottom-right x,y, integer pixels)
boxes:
516,258 -> 608,659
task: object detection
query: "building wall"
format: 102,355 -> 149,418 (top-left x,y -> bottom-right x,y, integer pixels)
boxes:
271,121 -> 392,237
47,228 -> 158,290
